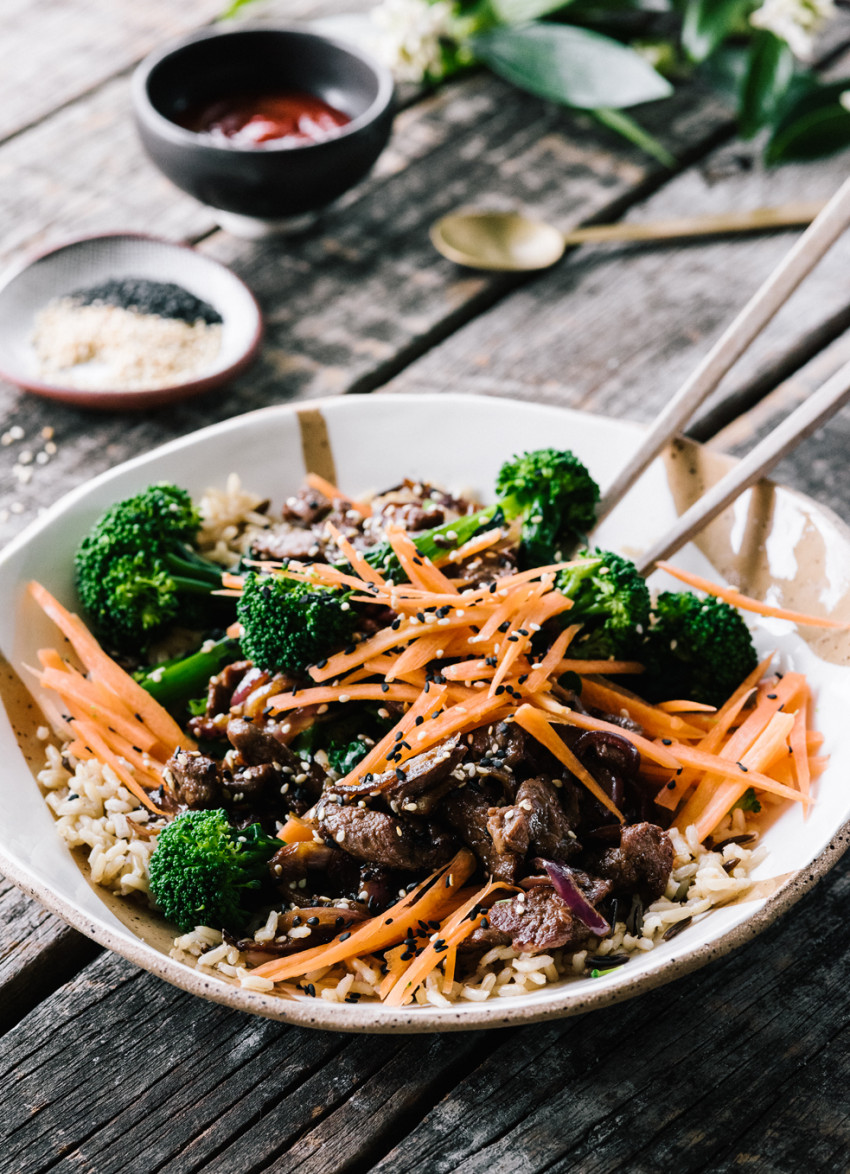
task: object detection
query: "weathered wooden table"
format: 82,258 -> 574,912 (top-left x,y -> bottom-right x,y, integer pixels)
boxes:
3,4 -> 850,1170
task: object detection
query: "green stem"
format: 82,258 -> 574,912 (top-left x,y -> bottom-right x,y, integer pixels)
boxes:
593,107 -> 677,168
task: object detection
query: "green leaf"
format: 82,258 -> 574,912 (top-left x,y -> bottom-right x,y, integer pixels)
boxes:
766,78 -> 850,163
739,30 -> 795,138
593,106 -> 677,167
471,22 -> 673,110
682,0 -> 749,64
490,0 -> 575,22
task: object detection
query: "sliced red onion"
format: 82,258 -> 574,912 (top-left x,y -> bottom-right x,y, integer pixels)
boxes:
543,860 -> 610,936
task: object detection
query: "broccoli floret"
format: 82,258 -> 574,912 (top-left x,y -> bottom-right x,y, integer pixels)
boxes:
733,787 -> 762,814
641,591 -> 758,707
74,483 -> 228,652
556,549 -> 650,661
362,448 -> 599,578
134,636 -> 242,714
496,448 -> 600,568
149,809 -> 280,933
237,571 -> 358,675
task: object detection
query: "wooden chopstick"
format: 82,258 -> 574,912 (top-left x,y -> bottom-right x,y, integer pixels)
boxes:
596,174 -> 850,526
635,356 -> 850,575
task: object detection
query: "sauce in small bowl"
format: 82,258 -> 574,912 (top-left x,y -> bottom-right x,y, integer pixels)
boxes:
176,91 -> 351,148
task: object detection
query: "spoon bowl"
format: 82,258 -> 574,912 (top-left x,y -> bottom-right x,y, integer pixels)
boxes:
430,211 -> 565,271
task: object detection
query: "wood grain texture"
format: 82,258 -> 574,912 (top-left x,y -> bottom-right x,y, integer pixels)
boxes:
0,877 -> 97,1035
0,71 -> 734,547
1,862 -> 847,1174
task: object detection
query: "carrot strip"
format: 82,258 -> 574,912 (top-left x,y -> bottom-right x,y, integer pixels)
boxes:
665,741 -> 804,804
66,714 -> 164,813
685,712 -> 797,841
305,471 -> 371,517
377,945 -> 410,999
38,665 -> 161,755
252,849 -> 477,981
578,679 -> 704,741
334,685 -> 449,789
673,673 -> 805,828
385,526 -> 459,594
393,692 -> 511,766
221,571 -> 245,590
440,527 -> 507,565
309,607 -> 493,683
29,582 -> 193,754
440,658 -> 495,682
514,705 -> 624,822
388,632 -> 453,682
442,946 -> 458,994
656,562 -> 850,629
384,878 -> 512,1006
531,694 -> 681,769
278,814 -> 318,844
267,682 -> 421,715
790,695 -> 811,806
324,521 -> 386,587
657,700 -> 717,714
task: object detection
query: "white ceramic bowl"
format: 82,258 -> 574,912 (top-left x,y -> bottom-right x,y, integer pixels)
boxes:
0,233 -> 262,409
1,394 -> 848,1033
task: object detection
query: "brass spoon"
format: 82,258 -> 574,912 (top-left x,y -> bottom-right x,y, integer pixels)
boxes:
430,203 -> 827,271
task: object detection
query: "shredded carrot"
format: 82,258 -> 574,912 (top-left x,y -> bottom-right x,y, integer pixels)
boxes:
656,700 -> 716,714
305,471 -> 371,516
29,582 -> 193,754
334,685 -> 449,790
656,562 -> 850,630
278,814 -> 318,844
439,527 -> 507,565
37,663 -> 161,755
324,521 -> 387,587
531,693 -> 681,769
252,849 -> 477,981
524,626 -> 580,694
383,877 -> 513,1006
790,694 -> 811,806
514,705 -> 624,822
578,678 -> 704,741
267,682 -> 421,715
393,692 -> 511,767
65,713 -> 164,813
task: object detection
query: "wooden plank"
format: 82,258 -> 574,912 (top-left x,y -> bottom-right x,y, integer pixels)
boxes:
0,0 -> 370,145
367,866 -> 850,1174
0,876 -> 97,1035
2,857 -> 847,1172
0,71 -> 735,548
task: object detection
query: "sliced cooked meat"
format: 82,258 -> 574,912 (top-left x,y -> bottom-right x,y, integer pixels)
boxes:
227,717 -> 294,766
318,804 -> 456,871
487,804 -> 531,856
514,777 -> 581,863
371,736 -> 465,814
249,526 -> 328,564
592,822 -> 673,901
487,885 -> 593,954
358,863 -> 404,913
281,486 -> 332,526
207,660 -> 252,717
165,748 -> 221,809
442,786 -> 521,883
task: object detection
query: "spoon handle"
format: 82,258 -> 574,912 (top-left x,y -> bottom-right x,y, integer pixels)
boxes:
562,202 -> 825,246
595,174 -> 850,525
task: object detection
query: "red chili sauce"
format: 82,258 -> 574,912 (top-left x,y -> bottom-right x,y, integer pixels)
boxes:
178,90 -> 351,147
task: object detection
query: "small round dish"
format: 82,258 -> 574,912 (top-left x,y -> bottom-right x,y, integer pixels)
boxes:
132,25 -> 395,236
0,233 -> 263,410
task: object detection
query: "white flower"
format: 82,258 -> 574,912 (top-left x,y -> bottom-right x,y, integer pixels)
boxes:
750,0 -> 836,61
371,0 -> 456,83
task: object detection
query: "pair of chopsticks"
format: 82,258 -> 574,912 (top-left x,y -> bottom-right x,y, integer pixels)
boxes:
594,175 -> 850,577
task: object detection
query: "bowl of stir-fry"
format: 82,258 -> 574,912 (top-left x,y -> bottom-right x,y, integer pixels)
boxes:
2,394 -> 849,1031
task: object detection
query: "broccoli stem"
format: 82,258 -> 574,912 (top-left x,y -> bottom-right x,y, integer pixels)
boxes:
362,505 -> 501,576
135,636 -> 241,711
162,550 -> 225,589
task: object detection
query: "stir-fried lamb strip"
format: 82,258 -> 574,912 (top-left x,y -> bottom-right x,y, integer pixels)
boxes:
317,803 -> 456,871
499,776 -> 582,864
590,822 -> 674,902
357,863 -> 406,913
166,748 -> 222,810
487,885 -> 595,953
226,716 -> 325,814
442,785 -> 522,883
281,486 -> 333,526
351,735 -> 466,814
524,865 -> 613,907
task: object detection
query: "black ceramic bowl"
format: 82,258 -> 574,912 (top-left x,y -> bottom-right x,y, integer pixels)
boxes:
132,25 -> 395,228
